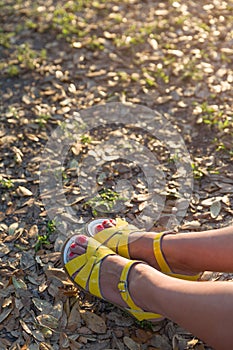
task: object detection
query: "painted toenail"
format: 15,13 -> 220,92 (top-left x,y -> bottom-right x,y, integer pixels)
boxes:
70,243 -> 76,249
76,235 -> 87,244
102,220 -> 109,226
69,252 -> 75,257
96,224 -> 104,232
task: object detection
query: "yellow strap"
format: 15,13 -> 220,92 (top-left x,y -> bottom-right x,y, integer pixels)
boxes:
118,261 -> 142,311
153,232 -> 171,273
128,308 -> 163,321
94,220 -> 132,258
94,226 -> 119,244
75,244 -> 116,296
65,254 -> 87,277
117,232 -> 130,259
107,234 -> 120,250
94,218 -> 129,244
88,260 -> 102,299
118,260 -> 163,321
116,218 -> 128,227
169,272 -> 201,281
65,237 -> 116,296
74,255 -> 95,289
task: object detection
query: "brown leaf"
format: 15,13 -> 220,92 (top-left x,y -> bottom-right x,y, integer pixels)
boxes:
19,319 -> 32,335
106,311 -> 134,326
0,307 -> 12,323
210,200 -> 221,219
8,222 -> 19,235
36,314 -> 59,329
12,276 -> 27,290
0,242 -> 10,257
16,186 -> 33,197
69,338 -> 82,350
59,332 -> 70,349
123,336 -> 141,350
32,298 -> 53,313
80,310 -> 106,334
67,301 -> 82,331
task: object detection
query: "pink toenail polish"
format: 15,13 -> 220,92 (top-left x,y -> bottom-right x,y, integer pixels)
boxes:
102,219 -> 109,226
69,252 -> 75,257
76,235 -> 87,244
96,224 -> 104,232
70,243 -> 76,249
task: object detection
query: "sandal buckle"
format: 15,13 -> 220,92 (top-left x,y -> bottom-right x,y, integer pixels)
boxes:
118,280 -> 127,293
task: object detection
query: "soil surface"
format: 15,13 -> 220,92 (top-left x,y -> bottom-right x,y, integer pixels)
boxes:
0,1 -> 233,349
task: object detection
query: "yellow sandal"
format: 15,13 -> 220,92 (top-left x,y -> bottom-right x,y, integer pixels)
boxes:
61,235 -> 163,321
86,218 -> 201,281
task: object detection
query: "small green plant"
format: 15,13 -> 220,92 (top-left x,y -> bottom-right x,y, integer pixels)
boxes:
191,163 -> 204,179
25,19 -> 37,30
36,113 -> 51,127
0,178 -> 14,189
155,67 -> 169,84
0,31 -> 14,48
81,134 -> 92,144
180,59 -> 203,81
35,220 -> 56,252
51,6 -> 88,40
84,188 -> 127,216
7,64 -> 20,77
16,43 -> 46,69
47,220 -> 57,234
87,35 -> 105,51
136,319 -> 153,331
196,102 -> 230,130
8,106 -> 19,118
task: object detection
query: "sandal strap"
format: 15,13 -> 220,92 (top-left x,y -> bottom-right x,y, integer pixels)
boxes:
65,238 -> 116,293
153,233 -> 201,280
118,260 -> 142,311
153,232 -> 171,274
94,227 -> 130,258
63,238 -> 163,321
118,260 -> 163,321
94,218 -> 141,259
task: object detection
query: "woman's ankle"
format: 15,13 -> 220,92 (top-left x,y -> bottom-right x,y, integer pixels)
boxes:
162,234 -> 201,274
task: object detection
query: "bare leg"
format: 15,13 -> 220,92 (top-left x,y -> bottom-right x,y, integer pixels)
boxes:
132,263 -> 233,350
162,225 -> 233,273
68,235 -> 233,350
84,222 -> 233,274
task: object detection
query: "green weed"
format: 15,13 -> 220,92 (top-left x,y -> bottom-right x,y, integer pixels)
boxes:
7,64 -> 20,77
81,135 -> 92,144
0,31 -> 14,48
16,43 -> 47,70
35,220 -> 56,252
0,178 -> 14,189
84,188 -> 126,216
36,113 -> 51,128
191,163 -> 204,179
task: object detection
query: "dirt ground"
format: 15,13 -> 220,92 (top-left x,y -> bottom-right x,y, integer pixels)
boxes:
0,1 -> 233,349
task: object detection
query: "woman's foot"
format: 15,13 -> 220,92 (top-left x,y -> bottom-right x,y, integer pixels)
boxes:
71,219 -> 201,276
64,235 -> 164,321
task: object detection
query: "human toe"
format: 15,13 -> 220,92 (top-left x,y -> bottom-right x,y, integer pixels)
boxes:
68,235 -> 88,259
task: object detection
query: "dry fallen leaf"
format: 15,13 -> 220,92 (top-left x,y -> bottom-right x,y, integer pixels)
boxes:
12,276 -> 28,290
36,314 -> 59,329
67,300 -> 82,331
16,185 -> 33,197
123,336 -> 141,350
210,200 -> 221,219
0,307 -> 12,323
80,310 -> 107,334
